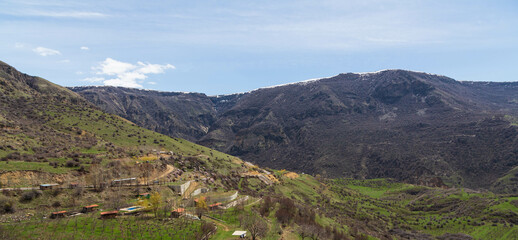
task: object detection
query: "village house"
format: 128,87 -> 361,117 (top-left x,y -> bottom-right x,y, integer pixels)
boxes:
111,177 -> 137,186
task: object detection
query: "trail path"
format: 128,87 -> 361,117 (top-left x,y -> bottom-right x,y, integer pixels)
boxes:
154,164 -> 175,181
247,198 -> 261,206
207,218 -> 230,231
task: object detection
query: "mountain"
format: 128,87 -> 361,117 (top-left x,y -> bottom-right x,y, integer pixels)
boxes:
0,60 -> 240,187
72,70 -> 518,193
2,61 -> 518,239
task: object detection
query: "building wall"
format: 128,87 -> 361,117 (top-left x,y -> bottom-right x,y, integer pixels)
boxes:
169,180 -> 191,195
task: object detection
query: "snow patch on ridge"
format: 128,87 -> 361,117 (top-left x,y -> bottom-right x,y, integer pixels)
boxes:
238,69 -> 447,94
251,76 -> 335,91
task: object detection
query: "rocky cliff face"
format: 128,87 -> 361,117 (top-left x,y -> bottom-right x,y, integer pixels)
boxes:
72,70 -> 518,192
70,87 -> 217,142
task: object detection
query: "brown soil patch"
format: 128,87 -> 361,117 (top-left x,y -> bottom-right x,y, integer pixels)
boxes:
0,171 -> 71,186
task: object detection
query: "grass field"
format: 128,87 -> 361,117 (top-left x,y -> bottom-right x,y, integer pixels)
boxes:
2,214 -> 202,240
0,161 -> 76,174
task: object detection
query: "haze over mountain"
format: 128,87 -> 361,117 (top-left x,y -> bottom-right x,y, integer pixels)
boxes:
72,70 -> 518,193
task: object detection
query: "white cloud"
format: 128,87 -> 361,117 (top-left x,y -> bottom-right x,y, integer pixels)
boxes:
95,58 -> 136,75
33,46 -> 61,56
58,59 -> 70,63
148,81 -> 157,85
90,58 -> 175,88
14,43 -> 25,48
80,46 -> 89,50
137,62 -> 175,74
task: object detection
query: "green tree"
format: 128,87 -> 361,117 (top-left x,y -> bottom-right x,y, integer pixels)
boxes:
149,191 -> 162,218
196,197 -> 208,219
139,191 -> 162,218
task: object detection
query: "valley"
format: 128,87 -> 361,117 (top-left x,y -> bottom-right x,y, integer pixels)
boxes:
0,61 -> 517,239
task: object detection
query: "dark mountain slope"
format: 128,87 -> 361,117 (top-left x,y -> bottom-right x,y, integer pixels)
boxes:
199,70 -> 518,189
72,70 -> 518,192
70,87 -> 217,141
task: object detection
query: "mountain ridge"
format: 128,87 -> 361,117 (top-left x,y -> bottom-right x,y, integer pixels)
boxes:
72,69 -> 518,193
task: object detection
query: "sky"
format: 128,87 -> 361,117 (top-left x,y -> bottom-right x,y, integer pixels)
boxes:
1,0 -> 517,95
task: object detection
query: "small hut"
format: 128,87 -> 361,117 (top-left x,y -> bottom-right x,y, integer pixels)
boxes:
40,183 -> 59,190
209,202 -> 222,210
50,211 -> 67,219
111,177 -> 137,186
81,204 -> 99,213
171,208 -> 185,218
100,211 -> 118,219
232,231 -> 247,238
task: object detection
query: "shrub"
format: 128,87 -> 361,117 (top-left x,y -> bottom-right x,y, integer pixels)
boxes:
0,196 -> 15,213
275,197 -> 296,225
90,157 -> 102,164
51,188 -> 62,197
2,152 -> 21,161
65,160 -> 79,168
259,196 -> 273,217
52,201 -> 61,208
73,187 -> 83,197
20,190 -> 42,202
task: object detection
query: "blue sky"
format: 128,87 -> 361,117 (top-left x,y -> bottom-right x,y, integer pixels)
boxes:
1,0 -> 517,95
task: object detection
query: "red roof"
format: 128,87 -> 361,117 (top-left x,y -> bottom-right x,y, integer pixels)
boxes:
139,193 -> 150,196
52,211 -> 66,214
84,204 -> 99,208
172,208 -> 185,213
100,211 -> 118,215
209,203 -> 222,207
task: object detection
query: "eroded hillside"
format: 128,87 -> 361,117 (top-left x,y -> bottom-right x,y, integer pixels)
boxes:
73,70 -> 518,193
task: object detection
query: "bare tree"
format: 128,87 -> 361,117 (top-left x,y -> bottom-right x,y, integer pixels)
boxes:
241,213 -> 268,240
195,221 -> 216,240
87,164 -> 108,191
161,200 -> 174,219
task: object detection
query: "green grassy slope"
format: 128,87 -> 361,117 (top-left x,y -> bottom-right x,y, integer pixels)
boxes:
0,61 -> 239,178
